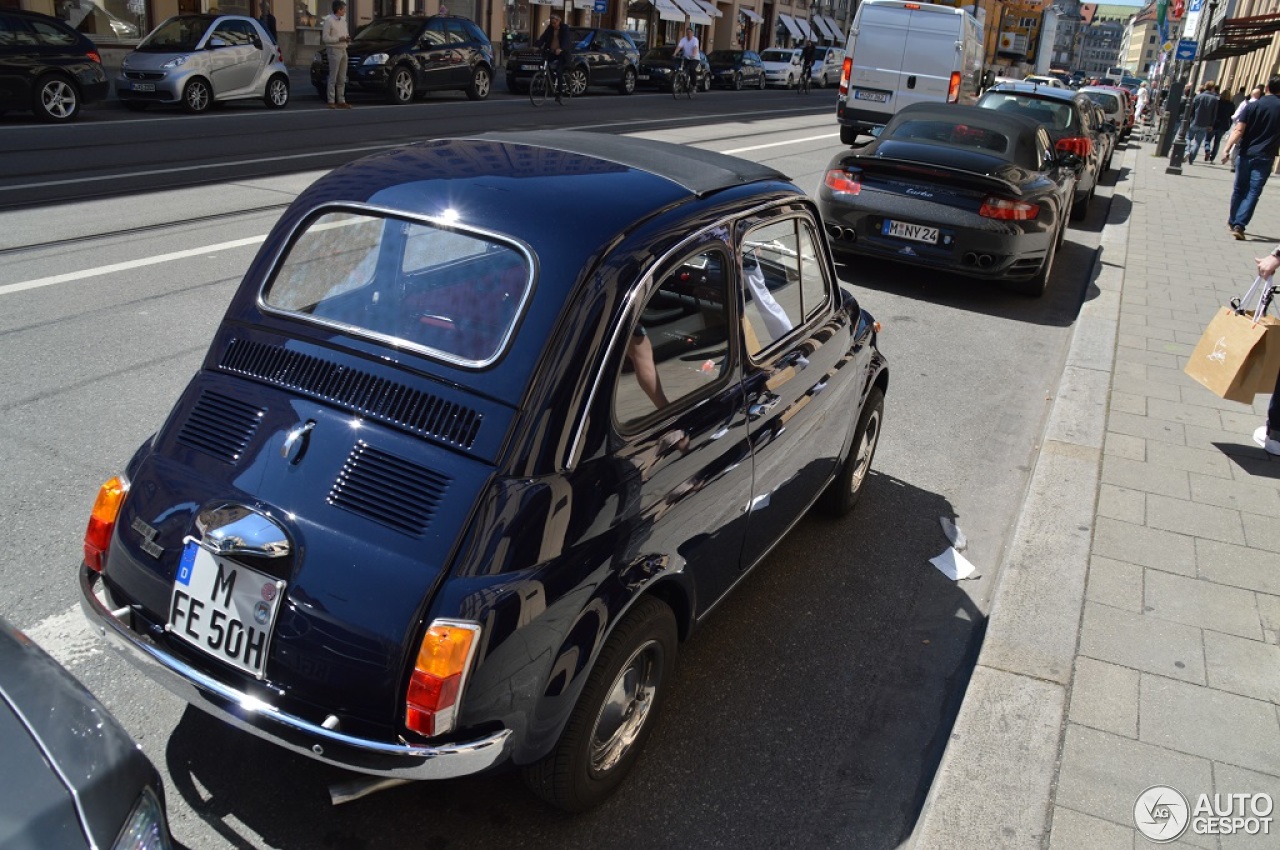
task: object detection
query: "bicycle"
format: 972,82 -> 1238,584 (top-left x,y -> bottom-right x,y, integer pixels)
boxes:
796,66 -> 811,95
671,61 -> 695,100
529,59 -> 569,107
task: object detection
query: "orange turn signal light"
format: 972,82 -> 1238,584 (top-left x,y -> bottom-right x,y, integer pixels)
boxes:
84,476 -> 129,573
405,620 -> 481,738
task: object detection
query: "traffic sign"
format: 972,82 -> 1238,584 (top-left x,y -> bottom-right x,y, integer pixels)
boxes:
1175,39 -> 1197,61
594,0 -> 607,11
1163,40 -> 1174,52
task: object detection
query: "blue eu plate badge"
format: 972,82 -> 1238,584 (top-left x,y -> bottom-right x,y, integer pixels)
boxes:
176,541 -> 196,586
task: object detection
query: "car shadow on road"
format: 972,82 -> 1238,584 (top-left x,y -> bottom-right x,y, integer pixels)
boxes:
162,470 -> 985,850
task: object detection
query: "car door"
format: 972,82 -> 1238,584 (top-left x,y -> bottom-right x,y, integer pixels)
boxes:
440,18 -> 473,86
609,237 -> 752,614
416,20 -> 454,90
205,19 -> 260,95
0,14 -> 36,110
581,30 -> 618,86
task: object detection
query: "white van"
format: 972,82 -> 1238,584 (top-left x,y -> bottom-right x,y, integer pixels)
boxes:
836,0 -> 986,145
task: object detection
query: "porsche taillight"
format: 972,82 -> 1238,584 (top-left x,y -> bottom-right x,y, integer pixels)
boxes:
947,71 -> 961,103
979,196 -> 1040,221
824,168 -> 862,195
84,476 -> 129,572
405,620 -> 481,737
1056,136 -> 1092,157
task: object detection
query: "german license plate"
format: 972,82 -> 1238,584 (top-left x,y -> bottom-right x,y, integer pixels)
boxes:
521,63 -> 540,71
882,219 -> 939,244
168,540 -> 285,679
131,82 -> 156,92
853,89 -> 888,103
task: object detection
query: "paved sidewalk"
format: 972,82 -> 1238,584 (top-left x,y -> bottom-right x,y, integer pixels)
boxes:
915,139 -> 1280,848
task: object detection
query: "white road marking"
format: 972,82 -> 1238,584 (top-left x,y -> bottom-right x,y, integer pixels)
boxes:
0,235 -> 264,297
24,605 -> 102,669
722,133 -> 839,154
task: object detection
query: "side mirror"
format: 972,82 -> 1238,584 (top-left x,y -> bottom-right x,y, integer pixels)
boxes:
207,36 -> 228,49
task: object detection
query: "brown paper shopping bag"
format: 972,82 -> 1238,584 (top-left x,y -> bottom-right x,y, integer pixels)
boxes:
1185,307 -> 1280,403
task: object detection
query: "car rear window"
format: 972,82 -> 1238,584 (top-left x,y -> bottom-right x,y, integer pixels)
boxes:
890,119 -> 1011,156
980,93 -> 1078,132
263,210 -> 532,367
1083,91 -> 1121,113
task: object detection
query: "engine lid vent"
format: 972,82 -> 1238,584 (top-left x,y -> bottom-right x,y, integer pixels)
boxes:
175,390 -> 265,464
328,441 -> 450,536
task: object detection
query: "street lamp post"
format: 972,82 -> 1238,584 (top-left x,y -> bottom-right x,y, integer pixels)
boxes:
1166,0 -> 1218,174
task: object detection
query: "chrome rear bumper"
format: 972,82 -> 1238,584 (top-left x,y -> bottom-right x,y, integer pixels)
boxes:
79,565 -> 511,781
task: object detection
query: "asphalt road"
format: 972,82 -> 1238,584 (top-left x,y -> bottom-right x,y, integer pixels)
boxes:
0,97 -> 1120,849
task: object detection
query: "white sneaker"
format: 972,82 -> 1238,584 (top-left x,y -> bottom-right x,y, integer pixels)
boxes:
1253,425 -> 1280,456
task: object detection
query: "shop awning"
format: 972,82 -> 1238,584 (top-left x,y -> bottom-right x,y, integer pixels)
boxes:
740,7 -> 763,23
821,15 -> 844,41
673,0 -> 712,25
812,16 -> 838,40
1201,12 -> 1280,61
694,0 -> 722,18
793,16 -> 814,39
777,13 -> 803,40
653,0 -> 686,21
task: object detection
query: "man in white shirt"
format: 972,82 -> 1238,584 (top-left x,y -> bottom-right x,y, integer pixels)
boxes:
322,0 -> 352,108
673,27 -> 699,84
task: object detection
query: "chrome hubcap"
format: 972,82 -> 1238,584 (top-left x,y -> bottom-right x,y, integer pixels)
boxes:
42,81 -> 75,119
475,70 -> 490,96
270,80 -> 287,105
188,83 -> 209,110
394,72 -> 412,100
850,409 -> 880,494
589,640 -> 661,775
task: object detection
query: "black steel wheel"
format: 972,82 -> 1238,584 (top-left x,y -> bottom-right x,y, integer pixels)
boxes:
816,386 -> 884,517
522,597 -> 677,812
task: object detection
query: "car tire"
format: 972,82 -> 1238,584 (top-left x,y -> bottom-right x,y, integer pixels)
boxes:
816,386 -> 884,517
617,67 -> 636,95
785,73 -> 794,88
32,74 -> 80,123
1070,183 -> 1093,222
466,65 -> 492,100
388,67 -> 414,104
757,73 -> 766,90
568,67 -> 588,97
264,74 -> 289,109
840,125 -> 860,146
1006,224 -> 1058,297
521,596 -> 677,812
732,72 -> 742,91
702,74 -> 711,93
182,78 -> 213,114
123,101 -> 150,112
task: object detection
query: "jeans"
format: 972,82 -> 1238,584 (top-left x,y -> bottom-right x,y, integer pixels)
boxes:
1208,127 -> 1227,161
326,46 -> 348,104
1187,125 -> 1211,160
1228,155 -> 1275,230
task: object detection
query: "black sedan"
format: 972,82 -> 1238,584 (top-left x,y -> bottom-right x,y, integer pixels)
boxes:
818,102 -> 1079,296
706,49 -> 766,90
636,48 -> 711,92
310,15 -> 494,103
0,617 -> 172,849
977,81 -> 1113,221
79,131 -> 887,813
504,27 -> 638,95
0,8 -> 108,122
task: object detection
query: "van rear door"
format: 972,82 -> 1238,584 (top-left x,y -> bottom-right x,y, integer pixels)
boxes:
843,2 -> 912,127
899,6 -> 962,108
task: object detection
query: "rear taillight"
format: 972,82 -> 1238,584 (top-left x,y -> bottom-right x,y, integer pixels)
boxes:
839,55 -> 851,95
947,71 -> 961,103
405,620 -> 481,737
1055,136 -> 1092,157
979,197 -> 1040,220
84,476 -> 129,572
824,168 -> 862,195
87,50 -> 102,64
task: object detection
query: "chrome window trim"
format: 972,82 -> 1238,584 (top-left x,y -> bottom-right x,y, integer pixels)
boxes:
256,201 -> 538,371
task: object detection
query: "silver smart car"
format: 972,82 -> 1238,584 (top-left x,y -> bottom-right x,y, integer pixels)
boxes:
117,14 -> 290,113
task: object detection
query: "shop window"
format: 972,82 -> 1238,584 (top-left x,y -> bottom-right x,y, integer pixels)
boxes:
56,0 -> 148,43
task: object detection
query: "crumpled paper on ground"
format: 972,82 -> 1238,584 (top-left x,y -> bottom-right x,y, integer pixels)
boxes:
930,547 -> 981,581
939,516 -> 967,552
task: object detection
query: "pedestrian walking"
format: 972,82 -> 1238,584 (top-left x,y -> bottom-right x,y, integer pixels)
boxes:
1186,80 -> 1219,164
1134,80 -> 1150,123
258,0 -> 277,40
1221,77 -> 1280,239
1226,84 -> 1263,172
322,0 -> 352,109
1250,244 -> 1280,455
1208,88 -> 1234,162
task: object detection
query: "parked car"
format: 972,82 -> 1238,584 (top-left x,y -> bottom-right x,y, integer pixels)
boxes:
117,14 -> 289,113
623,29 -> 648,53
706,49 -> 765,90
1024,74 -> 1065,88
818,102 -> 1079,297
636,47 -> 710,91
760,47 -> 801,87
0,8 -> 108,123
0,616 -> 173,849
78,130 -> 888,813
809,46 -> 845,87
1081,84 -> 1133,141
310,15 -> 494,103
504,27 -> 638,95
977,81 -> 1112,221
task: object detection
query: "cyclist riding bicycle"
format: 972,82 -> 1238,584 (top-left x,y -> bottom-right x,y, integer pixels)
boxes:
673,26 -> 700,91
535,14 -> 571,101
798,39 -> 815,89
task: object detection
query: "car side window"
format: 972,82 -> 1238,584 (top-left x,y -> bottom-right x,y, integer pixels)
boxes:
29,19 -> 77,46
213,20 -> 255,46
613,247 -> 732,427
442,20 -> 467,44
0,15 -> 38,46
423,19 -> 447,46
740,218 -> 829,356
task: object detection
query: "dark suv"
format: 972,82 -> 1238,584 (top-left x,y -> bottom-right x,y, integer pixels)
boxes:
505,27 -> 638,96
310,15 -> 494,103
0,9 -> 108,122
977,82 -> 1113,221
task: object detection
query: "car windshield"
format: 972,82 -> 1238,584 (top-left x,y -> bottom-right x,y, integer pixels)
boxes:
642,48 -> 673,60
981,93 -> 1078,132
760,49 -> 795,62
264,210 -> 532,367
136,16 -> 212,52
1083,91 -> 1121,112
707,50 -> 740,62
353,19 -> 421,42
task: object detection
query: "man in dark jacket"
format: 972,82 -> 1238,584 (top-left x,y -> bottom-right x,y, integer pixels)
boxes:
1208,89 -> 1234,162
535,15 -> 571,101
1187,80 -> 1220,164
1220,76 -> 1280,238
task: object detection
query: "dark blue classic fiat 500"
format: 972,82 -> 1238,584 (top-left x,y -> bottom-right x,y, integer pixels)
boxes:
79,132 -> 888,811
